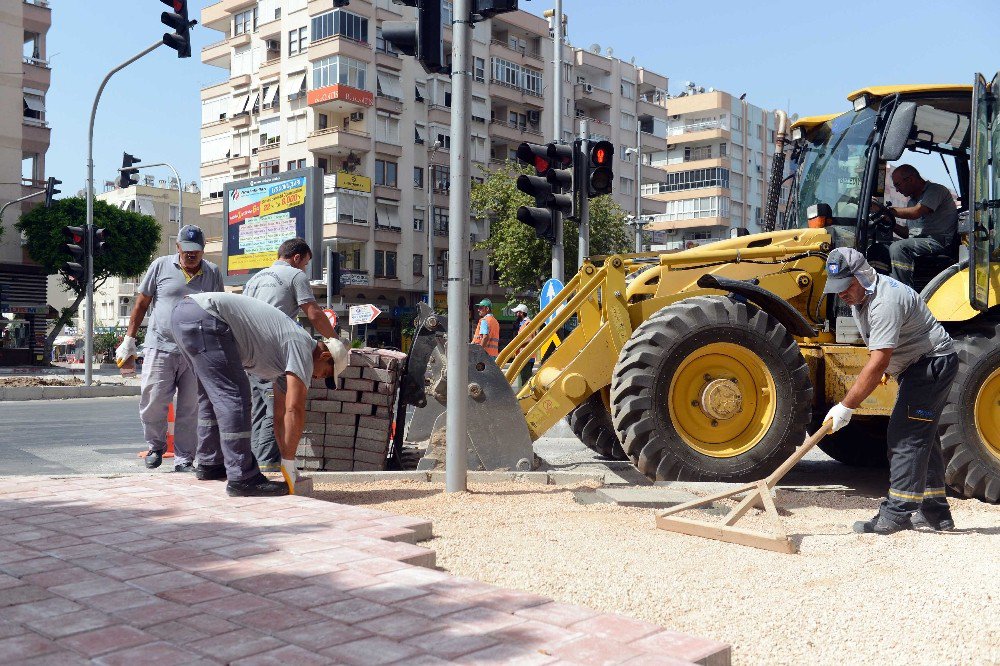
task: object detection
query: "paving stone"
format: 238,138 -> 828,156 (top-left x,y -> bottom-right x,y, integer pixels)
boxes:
326,412 -> 358,426
360,391 -> 394,406
339,366 -> 363,379
92,640 -> 202,666
343,378 -> 375,392
189,628 -> 284,662
323,635 -> 423,666
56,624 -> 152,657
310,400 -> 342,413
343,401 -> 375,415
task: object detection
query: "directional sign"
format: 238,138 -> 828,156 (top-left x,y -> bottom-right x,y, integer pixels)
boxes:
540,278 -> 565,323
349,304 -> 382,326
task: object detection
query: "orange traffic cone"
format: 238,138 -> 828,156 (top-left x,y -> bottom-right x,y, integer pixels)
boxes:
138,403 -> 176,459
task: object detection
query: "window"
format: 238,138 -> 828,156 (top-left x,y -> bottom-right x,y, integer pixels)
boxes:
202,175 -> 227,200
659,196 -> 731,221
619,177 -> 634,195
234,7 -> 257,35
413,254 -> 423,276
413,208 -> 425,231
492,57 -> 519,87
474,57 -> 485,83
415,81 -> 426,102
471,136 -> 487,163
413,167 -> 424,188
286,72 -> 307,100
287,114 -> 307,143
472,260 -> 483,286
201,95 -> 228,124
375,201 -> 401,229
119,297 -> 132,319
375,27 -> 398,55
374,159 -> 398,187
684,145 -> 712,161
259,158 -> 279,176
435,131 -> 451,150
415,123 -> 425,145
23,91 -> 44,121
442,0 -> 453,25
338,241 -> 366,270
375,113 -> 400,144
642,168 -> 730,194
620,144 -> 631,162
258,116 -> 280,145
376,70 -> 402,100
287,158 -> 306,170
312,55 -> 367,90
21,153 -> 39,182
312,9 -> 368,44
431,165 -> 450,192
471,97 -> 487,123
201,134 -> 229,162
327,192 -> 368,225
432,206 -> 449,235
719,143 -> 727,157
731,115 -> 742,132
289,27 -> 307,55
169,204 -> 179,223
620,112 -> 636,131
522,68 -> 543,96
374,250 -> 397,278
621,80 -> 635,100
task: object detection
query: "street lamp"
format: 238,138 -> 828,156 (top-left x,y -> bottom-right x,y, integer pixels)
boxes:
426,139 -> 442,309
625,143 -> 644,252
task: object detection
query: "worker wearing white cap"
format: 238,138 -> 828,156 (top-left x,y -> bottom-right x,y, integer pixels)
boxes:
116,224 -> 223,472
822,247 -> 957,534
512,304 -> 534,386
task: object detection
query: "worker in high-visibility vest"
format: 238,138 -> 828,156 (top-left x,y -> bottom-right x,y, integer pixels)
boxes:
512,303 -> 535,386
471,299 -> 500,358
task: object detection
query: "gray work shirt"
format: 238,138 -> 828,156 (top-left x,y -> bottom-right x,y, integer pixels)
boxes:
851,274 -> 954,376
242,260 -> 314,318
187,291 -> 316,387
906,181 -> 957,245
139,255 -> 223,354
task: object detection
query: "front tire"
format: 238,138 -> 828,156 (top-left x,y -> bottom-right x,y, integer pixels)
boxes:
567,391 -> 627,460
939,321 -> 1000,503
610,296 -> 813,482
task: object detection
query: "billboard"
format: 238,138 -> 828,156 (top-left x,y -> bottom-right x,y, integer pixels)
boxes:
221,167 -> 324,285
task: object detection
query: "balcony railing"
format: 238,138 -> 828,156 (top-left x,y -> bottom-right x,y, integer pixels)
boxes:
667,119 -> 726,136
22,55 -> 49,68
203,36 -> 229,50
490,38 -> 542,61
490,118 -> 542,137
24,0 -> 50,7
308,127 -> 371,139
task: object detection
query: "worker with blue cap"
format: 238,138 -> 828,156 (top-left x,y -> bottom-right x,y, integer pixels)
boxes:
822,247 -> 957,534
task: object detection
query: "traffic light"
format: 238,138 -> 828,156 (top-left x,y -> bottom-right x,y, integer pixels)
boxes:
44,176 -> 61,208
61,226 -> 86,283
586,140 -> 615,198
472,0 -> 518,21
514,142 -> 573,241
91,227 -> 108,259
382,1 -> 445,74
160,0 -> 194,58
119,153 -> 140,189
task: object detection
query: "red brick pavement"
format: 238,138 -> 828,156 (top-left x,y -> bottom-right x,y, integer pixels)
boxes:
0,475 -> 730,665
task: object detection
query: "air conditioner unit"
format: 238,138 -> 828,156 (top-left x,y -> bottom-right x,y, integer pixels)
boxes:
583,84 -> 594,94
265,40 -> 280,51
576,76 -> 587,84
575,109 -> 585,118
350,111 -> 364,122
527,110 -> 540,124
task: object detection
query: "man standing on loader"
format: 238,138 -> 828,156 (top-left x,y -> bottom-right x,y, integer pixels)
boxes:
471,299 -> 500,358
821,248 -> 958,534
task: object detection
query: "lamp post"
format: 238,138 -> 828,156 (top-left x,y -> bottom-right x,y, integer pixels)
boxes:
625,138 -> 644,251
426,139 -> 441,309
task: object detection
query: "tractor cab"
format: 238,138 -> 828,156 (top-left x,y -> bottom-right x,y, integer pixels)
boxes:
785,85 -> 973,294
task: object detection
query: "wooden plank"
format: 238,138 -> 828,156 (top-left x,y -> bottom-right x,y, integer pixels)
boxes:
755,480 -> 785,536
657,482 -> 757,517
656,515 -> 796,554
722,488 -> 763,526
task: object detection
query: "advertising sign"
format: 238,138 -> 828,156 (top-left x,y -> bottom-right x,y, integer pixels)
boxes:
222,167 -> 324,286
335,173 -> 372,193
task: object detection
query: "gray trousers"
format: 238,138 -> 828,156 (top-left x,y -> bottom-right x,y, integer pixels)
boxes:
889,237 -> 945,287
882,353 -> 958,520
170,297 -> 258,482
138,347 -> 198,465
249,375 -> 281,466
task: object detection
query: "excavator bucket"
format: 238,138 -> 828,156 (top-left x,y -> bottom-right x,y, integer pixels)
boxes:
399,304 -> 535,471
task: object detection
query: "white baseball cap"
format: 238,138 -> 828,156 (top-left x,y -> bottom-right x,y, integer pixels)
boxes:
512,304 -> 529,315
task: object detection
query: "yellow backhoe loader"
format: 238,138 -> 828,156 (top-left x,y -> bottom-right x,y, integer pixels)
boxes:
400,76 -> 1000,504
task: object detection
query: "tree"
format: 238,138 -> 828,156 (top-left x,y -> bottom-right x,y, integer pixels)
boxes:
16,197 -> 161,349
471,160 -> 631,297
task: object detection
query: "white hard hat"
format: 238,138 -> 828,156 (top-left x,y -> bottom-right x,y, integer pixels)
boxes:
512,304 -> 529,314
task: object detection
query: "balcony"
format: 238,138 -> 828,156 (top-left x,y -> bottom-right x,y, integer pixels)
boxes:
574,49 -> 611,74
308,35 -> 373,64
427,104 -> 451,126
375,50 -> 402,71
637,68 -> 668,93
639,130 -> 668,152
658,157 -> 728,173
666,122 -> 730,145
228,154 -> 251,169
23,0 -> 51,34
230,73 -> 251,87
202,37 -> 231,68
201,79 -> 230,100
638,94 -> 669,117
489,119 -> 542,143
230,112 -> 251,129
260,56 -> 281,80
201,159 -> 230,177
22,58 -> 50,90
576,84 -> 612,110
489,38 -> 543,64
375,94 -> 403,115
308,85 -> 374,112
21,119 -> 50,154
201,0 -> 256,32
489,80 -> 525,105
307,127 -> 372,155
259,17 -> 282,41
646,186 -> 728,203
666,91 -> 729,116
647,216 -> 730,232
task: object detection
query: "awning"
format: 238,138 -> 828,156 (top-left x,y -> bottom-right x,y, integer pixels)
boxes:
53,335 -> 79,346
23,94 -> 45,112
231,94 -> 249,116
287,73 -> 306,98
246,90 -> 260,111
376,71 -> 402,100
262,83 -> 279,106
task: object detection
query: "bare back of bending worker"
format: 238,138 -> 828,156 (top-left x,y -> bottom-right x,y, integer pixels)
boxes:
170,292 -> 347,497
242,238 -> 336,472
822,248 -> 958,534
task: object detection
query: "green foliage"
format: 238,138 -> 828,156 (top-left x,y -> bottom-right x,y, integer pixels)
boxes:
471,160 -> 631,297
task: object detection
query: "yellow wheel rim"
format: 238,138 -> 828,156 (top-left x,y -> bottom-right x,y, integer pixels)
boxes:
974,366 -> 1000,461
667,342 -> 777,458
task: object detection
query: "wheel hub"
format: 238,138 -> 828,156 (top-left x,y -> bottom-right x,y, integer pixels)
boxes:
700,378 -> 743,420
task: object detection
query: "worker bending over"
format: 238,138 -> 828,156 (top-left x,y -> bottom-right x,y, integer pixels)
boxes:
243,238 -> 336,472
116,225 -> 223,472
170,292 -> 347,497
822,248 -> 957,534
471,299 -> 500,358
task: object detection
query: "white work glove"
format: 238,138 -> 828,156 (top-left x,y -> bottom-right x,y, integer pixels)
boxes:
115,335 -> 138,363
280,458 -> 300,493
824,403 -> 854,433
327,338 -> 349,379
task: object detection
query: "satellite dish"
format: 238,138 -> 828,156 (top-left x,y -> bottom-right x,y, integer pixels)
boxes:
606,47 -> 614,56
590,43 -> 601,54
629,56 -> 636,64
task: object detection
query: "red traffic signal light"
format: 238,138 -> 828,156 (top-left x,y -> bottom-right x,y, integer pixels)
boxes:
160,0 -> 194,58
516,142 -> 551,175
586,140 -> 615,198
61,226 -> 86,282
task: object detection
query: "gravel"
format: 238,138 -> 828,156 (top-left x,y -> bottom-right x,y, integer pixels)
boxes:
313,479 -> 1000,665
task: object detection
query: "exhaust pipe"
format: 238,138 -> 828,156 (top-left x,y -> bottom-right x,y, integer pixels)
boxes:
762,109 -> 790,233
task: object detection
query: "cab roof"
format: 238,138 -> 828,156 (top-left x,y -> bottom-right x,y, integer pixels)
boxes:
846,84 -> 972,102
789,113 -> 841,132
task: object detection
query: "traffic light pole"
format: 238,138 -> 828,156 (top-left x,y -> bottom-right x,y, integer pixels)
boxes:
123,162 -> 184,232
550,0 -> 564,283
444,0 -> 473,493
578,119 -> 590,264
85,39 -> 164,386
0,190 -> 46,229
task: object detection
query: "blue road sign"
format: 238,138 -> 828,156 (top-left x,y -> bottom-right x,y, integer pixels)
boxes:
540,278 -> 564,323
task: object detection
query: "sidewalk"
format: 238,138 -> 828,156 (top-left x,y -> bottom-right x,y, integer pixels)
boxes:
0,475 -> 730,665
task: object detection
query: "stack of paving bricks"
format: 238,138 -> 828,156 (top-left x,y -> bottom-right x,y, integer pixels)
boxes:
298,348 -> 407,472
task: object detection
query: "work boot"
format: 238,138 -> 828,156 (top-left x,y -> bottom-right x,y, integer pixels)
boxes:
911,509 -> 955,531
226,473 -> 289,497
195,463 -> 227,481
144,450 -> 163,469
853,512 -> 912,535
174,462 -> 195,473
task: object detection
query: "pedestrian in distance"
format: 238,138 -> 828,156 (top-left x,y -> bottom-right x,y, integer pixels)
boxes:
115,225 -> 223,473
512,303 -> 535,386
822,248 -> 958,534
471,298 -> 500,358
170,292 -> 348,497
242,238 -> 336,473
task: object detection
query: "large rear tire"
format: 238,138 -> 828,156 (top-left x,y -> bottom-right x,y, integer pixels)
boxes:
566,391 -> 627,460
611,296 -> 813,482
939,321 -> 1000,503
815,417 -> 889,467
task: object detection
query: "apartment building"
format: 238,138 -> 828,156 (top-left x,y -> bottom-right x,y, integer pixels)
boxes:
645,84 -> 778,250
0,0 -> 51,365
198,0 -> 670,345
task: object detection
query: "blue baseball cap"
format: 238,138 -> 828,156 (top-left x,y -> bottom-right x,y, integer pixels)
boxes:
823,247 -> 875,294
177,224 -> 205,251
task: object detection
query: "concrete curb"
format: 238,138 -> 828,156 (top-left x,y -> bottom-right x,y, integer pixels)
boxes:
310,469 -> 606,486
0,385 -> 140,401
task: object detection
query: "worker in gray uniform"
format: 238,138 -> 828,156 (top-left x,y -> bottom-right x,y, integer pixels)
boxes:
170,291 -> 348,496
116,225 -> 223,472
822,248 -> 957,534
242,238 -> 336,471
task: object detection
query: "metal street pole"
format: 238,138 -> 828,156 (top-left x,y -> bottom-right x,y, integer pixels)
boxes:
444,0 -> 472,493
124,162 -> 184,232
426,140 -> 441,309
550,0 -> 564,282
326,244 -> 334,310
635,121 -> 642,251
0,189 -> 46,229
86,39 -> 164,387
578,118 -> 589,265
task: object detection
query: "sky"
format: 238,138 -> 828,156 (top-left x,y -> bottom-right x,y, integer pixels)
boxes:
42,0 -> 1000,194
